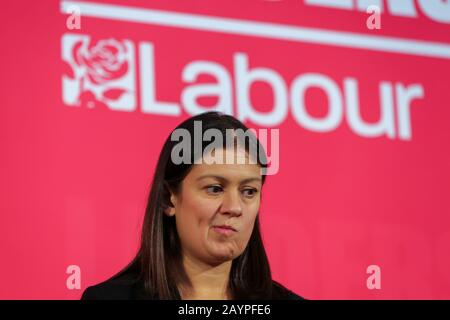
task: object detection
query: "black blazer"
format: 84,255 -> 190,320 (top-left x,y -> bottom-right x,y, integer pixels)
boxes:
81,268 -> 304,300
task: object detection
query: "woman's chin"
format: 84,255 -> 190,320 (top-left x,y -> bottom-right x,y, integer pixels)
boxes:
206,244 -> 239,263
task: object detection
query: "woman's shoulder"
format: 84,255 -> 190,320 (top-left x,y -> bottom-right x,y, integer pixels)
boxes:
271,280 -> 305,300
81,268 -> 145,300
81,267 -> 305,300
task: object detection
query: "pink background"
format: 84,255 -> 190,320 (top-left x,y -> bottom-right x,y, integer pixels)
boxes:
1,0 -> 449,299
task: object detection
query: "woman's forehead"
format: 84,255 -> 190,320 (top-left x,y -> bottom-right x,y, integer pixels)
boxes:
199,146 -> 258,164
188,161 -> 262,184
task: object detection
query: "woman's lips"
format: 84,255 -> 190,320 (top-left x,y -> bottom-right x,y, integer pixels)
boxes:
213,225 -> 237,236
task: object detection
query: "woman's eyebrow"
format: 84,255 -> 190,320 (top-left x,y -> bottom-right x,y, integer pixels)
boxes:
196,175 -> 262,184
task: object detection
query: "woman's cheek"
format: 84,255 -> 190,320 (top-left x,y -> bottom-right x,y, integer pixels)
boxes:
238,216 -> 255,241
186,196 -> 216,233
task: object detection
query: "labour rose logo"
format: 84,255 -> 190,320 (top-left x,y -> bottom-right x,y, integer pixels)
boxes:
61,33 -> 136,111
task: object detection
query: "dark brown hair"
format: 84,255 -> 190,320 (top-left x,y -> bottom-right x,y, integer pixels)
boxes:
117,111 -> 273,299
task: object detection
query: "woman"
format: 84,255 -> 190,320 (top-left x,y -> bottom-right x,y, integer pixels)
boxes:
81,111 -> 303,300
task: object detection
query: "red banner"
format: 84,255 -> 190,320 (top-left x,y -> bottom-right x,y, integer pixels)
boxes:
1,0 -> 449,299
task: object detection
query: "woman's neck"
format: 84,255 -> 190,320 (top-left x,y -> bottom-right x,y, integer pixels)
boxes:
179,254 -> 232,300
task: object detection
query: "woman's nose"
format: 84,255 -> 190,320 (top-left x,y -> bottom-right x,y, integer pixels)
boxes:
219,190 -> 243,217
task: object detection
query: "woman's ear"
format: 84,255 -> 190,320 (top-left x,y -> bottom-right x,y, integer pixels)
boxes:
164,193 -> 177,217
164,206 -> 175,217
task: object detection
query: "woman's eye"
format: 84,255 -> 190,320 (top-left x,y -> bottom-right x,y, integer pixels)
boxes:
206,185 -> 223,194
242,188 -> 258,198
205,186 -> 258,197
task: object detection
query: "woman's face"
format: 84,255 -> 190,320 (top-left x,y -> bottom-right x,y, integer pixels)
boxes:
166,147 -> 262,266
